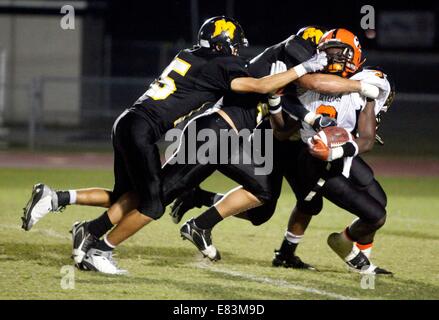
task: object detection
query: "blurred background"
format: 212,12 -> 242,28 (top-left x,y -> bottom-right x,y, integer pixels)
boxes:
0,0 -> 438,157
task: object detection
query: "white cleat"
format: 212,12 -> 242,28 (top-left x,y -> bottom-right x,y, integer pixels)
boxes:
82,248 -> 128,275
21,183 -> 61,231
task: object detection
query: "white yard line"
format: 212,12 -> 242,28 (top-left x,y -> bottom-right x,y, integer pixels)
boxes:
194,261 -> 357,300
0,223 -> 70,240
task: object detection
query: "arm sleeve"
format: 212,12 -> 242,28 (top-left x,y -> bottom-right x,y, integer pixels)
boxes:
201,57 -> 250,91
284,37 -> 315,66
281,95 -> 309,121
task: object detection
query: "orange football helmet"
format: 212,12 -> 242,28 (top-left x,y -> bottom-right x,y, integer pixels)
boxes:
317,28 -> 365,77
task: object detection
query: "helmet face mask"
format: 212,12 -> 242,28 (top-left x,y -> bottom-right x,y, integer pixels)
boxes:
198,16 -> 248,56
322,46 -> 354,76
317,28 -> 365,78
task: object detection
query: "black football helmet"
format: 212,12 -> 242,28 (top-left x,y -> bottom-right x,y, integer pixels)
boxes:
296,26 -> 328,47
198,16 -> 248,55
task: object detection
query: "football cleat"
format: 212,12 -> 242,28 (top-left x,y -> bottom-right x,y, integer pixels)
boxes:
327,232 -> 393,275
22,183 -> 63,231
170,187 -> 201,224
82,248 -> 127,275
71,221 -> 97,265
272,250 -> 317,270
180,218 -> 221,261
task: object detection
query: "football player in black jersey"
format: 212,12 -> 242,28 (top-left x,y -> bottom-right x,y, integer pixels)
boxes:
82,17 -> 334,274
171,26 -> 383,263
22,16 -> 329,274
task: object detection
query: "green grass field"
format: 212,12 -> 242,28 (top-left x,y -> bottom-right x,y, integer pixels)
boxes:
0,168 -> 438,300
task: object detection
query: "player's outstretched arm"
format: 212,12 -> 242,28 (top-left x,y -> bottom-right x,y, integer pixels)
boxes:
296,73 -> 380,98
230,52 -> 327,94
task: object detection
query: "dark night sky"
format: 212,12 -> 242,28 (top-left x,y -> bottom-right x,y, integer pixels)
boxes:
106,0 -> 439,50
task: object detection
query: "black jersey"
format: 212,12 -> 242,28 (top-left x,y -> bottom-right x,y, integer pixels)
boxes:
221,35 -> 315,131
133,48 -> 249,133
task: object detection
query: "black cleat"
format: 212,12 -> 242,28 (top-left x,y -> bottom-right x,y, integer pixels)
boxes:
328,232 -> 393,275
180,218 -> 221,261
272,250 -> 317,270
71,221 -> 97,265
170,188 -> 202,224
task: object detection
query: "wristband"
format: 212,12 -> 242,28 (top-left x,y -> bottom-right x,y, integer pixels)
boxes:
342,141 -> 359,157
269,106 -> 282,114
304,112 -> 318,126
268,96 -> 282,114
293,64 -> 307,78
268,96 -> 281,107
331,146 -> 345,161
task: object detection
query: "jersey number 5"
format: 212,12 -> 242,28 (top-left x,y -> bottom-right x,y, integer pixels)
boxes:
146,58 -> 191,100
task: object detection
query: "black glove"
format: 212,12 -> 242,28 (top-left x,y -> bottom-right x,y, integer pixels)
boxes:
312,115 -> 337,131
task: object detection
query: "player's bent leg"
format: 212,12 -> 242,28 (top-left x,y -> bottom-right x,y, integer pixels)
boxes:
82,110 -> 164,275
22,184 -> 113,231
234,200 -> 276,226
322,176 -> 392,275
180,186 -> 262,261
75,188 -> 113,208
83,208 -> 153,275
170,187 -> 221,224
71,192 -> 138,267
273,205 -> 319,270
215,186 -> 262,218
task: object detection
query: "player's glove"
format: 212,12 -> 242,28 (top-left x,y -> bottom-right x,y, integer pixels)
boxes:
311,115 -> 337,131
268,61 -> 287,114
307,135 -> 358,162
294,52 -> 328,77
303,112 -> 337,131
307,136 -> 343,161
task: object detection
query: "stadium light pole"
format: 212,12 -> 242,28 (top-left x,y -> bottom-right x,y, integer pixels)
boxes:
0,46 -> 8,148
190,0 -> 199,44
226,0 -> 235,17
0,47 -> 6,128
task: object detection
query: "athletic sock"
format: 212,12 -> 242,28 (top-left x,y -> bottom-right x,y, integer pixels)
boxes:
56,191 -> 70,207
55,190 -> 77,207
356,242 -> 373,258
193,187 -> 216,207
280,231 -> 303,256
95,235 -> 116,251
88,211 -> 114,239
193,206 -> 223,230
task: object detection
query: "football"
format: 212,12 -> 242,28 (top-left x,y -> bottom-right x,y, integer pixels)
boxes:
313,126 -> 352,148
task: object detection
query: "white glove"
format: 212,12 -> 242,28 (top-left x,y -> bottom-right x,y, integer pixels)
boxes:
295,52 -> 328,77
307,136 -> 344,162
270,60 -> 287,76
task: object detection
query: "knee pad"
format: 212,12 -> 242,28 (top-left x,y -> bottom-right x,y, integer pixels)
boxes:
297,196 -> 323,216
246,201 -> 277,226
254,190 -> 273,204
372,214 -> 387,230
